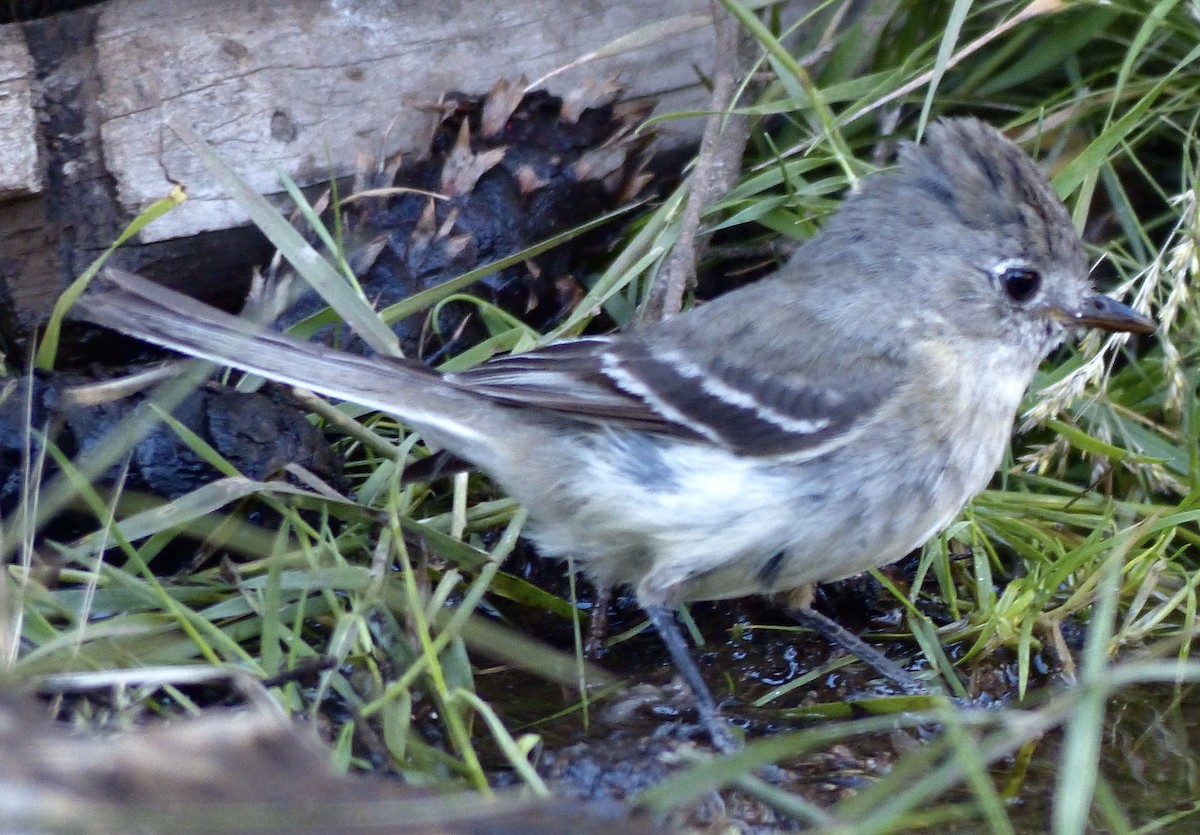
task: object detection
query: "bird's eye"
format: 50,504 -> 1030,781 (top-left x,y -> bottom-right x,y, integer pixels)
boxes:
999,267 -> 1041,302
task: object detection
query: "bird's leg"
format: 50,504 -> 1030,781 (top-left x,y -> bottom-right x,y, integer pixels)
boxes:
583,584 -> 612,659
644,605 -> 739,753
787,593 -> 928,696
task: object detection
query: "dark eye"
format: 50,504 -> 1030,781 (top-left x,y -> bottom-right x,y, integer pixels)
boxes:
999,267 -> 1041,302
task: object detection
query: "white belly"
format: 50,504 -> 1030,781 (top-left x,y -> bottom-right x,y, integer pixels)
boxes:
513,337 -> 1034,608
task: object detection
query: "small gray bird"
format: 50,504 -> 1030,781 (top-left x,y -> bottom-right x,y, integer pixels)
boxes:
75,118 -> 1153,750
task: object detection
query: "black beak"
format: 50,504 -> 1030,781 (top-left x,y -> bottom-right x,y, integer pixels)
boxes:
1054,294 -> 1155,334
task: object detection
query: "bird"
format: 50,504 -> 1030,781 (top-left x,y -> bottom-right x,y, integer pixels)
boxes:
73,118 -> 1154,750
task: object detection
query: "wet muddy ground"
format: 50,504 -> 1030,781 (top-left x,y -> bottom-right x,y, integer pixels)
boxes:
473,589 -> 1200,832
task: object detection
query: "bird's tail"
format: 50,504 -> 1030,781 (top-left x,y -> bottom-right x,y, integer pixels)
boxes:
73,268 -> 503,460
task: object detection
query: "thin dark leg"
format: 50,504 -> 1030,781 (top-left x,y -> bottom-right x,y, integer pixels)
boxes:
645,605 -> 739,752
584,584 -> 612,659
790,605 -> 928,696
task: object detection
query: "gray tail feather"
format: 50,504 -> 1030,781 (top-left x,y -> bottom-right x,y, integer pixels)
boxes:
73,268 -> 496,455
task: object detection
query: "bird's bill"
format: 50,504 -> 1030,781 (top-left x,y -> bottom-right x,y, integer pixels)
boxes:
1051,294 -> 1155,334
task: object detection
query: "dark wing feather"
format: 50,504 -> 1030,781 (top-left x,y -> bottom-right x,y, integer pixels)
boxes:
449,335 -> 896,457
448,337 -> 698,437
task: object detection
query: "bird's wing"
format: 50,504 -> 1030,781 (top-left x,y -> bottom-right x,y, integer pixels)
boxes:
450,332 -> 899,458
